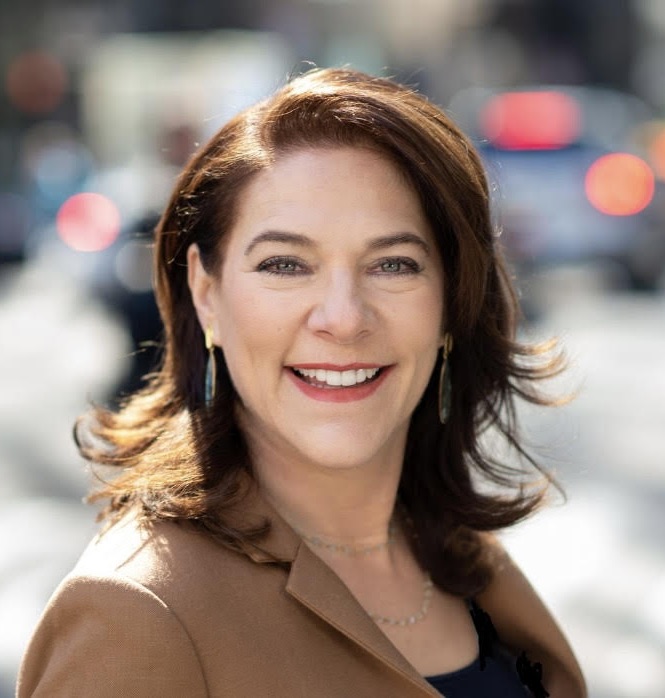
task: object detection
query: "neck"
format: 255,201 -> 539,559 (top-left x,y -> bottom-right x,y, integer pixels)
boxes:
249,443 -> 401,546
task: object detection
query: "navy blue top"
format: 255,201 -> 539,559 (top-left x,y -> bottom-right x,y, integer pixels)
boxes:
425,654 -> 528,697
424,602 -> 549,697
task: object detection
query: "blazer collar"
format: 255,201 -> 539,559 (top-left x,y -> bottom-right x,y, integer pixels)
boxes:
233,481 -> 439,696
231,479 -> 301,563
287,543 -> 438,695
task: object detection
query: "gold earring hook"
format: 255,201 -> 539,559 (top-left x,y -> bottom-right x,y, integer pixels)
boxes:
205,326 -> 214,351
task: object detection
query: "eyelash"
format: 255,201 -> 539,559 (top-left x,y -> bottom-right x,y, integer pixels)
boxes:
371,257 -> 422,275
257,256 -> 308,276
256,255 -> 422,276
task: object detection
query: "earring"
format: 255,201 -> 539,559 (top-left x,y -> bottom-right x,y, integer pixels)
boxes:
438,333 -> 453,424
204,326 -> 216,406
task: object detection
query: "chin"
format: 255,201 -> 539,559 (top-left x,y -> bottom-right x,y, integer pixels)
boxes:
291,429 -> 403,472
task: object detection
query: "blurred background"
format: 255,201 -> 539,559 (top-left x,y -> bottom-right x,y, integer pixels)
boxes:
1,1 -> 664,696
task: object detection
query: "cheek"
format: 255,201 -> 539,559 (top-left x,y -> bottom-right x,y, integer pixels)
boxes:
410,298 -> 444,375
393,290 -> 443,341
215,285 -> 295,362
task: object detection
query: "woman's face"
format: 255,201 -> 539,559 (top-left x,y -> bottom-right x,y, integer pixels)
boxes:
188,147 -> 444,472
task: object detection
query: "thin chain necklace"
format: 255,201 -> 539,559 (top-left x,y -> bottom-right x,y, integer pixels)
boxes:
369,573 -> 434,627
295,520 -> 397,556
295,517 -> 434,627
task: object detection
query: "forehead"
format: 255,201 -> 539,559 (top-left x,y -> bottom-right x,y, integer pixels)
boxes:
227,146 -> 432,244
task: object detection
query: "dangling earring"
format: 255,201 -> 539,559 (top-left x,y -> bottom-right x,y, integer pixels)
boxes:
204,326 -> 217,407
438,333 -> 453,424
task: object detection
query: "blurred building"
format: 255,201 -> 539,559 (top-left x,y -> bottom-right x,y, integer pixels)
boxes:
2,0 -> 664,369
1,0 -> 662,186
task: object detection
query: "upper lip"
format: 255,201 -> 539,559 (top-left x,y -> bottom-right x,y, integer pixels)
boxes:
288,363 -> 386,371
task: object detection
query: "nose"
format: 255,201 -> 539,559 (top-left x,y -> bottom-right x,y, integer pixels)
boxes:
307,269 -> 373,344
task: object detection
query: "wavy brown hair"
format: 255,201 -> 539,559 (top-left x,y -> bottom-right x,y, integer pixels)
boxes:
78,67 -> 566,595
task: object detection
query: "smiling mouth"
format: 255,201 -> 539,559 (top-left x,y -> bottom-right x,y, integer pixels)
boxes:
291,367 -> 383,388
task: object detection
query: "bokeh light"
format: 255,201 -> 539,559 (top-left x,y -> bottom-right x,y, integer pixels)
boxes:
481,91 -> 581,150
5,51 -> 68,115
585,153 -> 655,216
114,240 -> 154,293
56,193 -> 121,252
21,122 -> 94,214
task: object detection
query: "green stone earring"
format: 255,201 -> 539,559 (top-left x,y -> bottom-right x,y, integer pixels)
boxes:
204,326 -> 217,407
438,334 -> 453,424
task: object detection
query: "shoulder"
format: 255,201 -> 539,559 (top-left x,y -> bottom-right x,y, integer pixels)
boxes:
17,566 -> 209,697
72,513 -> 246,597
476,537 -> 587,697
74,513 -> 214,572
17,516 -> 254,697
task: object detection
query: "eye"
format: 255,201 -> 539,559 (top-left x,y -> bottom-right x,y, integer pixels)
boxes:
371,257 -> 422,275
257,255 -> 309,276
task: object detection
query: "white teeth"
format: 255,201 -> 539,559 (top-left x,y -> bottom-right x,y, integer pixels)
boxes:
341,370 -> 355,386
293,367 -> 380,387
326,371 -> 342,386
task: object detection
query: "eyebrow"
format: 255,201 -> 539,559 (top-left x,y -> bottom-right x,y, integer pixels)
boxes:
366,233 -> 431,255
245,230 -> 431,256
244,231 -> 312,255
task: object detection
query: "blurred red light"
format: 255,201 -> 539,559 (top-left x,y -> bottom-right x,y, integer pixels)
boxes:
481,91 -> 581,150
56,193 -> 121,252
585,153 -> 655,216
5,51 -> 68,115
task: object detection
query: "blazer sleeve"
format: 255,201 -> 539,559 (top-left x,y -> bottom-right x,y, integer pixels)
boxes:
17,573 -> 208,697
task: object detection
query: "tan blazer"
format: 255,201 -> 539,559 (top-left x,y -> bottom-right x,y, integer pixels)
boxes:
17,489 -> 443,697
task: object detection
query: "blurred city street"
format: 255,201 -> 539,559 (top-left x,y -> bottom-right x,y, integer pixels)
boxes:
2,3 -> 665,696
0,257 -> 129,697
1,257 -> 664,697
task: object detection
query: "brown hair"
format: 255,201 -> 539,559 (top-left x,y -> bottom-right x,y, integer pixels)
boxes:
78,67 -> 565,595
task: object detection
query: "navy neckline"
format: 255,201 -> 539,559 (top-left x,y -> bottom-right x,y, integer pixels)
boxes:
423,600 -> 550,697
424,655 -> 481,682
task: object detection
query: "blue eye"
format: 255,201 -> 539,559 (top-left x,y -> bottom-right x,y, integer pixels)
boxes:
374,257 -> 422,275
257,256 -> 308,275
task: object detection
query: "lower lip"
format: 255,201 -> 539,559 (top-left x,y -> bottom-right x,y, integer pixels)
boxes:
286,367 -> 392,403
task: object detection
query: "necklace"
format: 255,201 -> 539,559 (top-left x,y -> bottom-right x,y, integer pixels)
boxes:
295,514 -> 433,627
368,573 -> 434,627
296,520 -> 397,556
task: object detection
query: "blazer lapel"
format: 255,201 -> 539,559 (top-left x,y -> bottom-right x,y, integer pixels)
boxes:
234,482 -> 439,696
286,539 -> 438,696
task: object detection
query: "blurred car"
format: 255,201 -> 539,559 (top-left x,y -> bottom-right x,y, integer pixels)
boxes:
447,85 -> 665,290
90,211 -> 163,399
30,205 -> 163,401
68,208 -> 164,401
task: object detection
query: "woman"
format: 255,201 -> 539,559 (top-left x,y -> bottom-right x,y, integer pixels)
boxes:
18,67 -> 586,697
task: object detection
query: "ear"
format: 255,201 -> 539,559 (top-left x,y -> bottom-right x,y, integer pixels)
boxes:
187,243 -> 218,340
